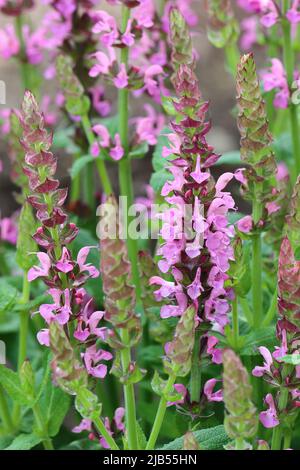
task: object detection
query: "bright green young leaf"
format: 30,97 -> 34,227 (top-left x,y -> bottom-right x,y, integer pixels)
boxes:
0,365 -> 32,406
5,433 -> 42,450
0,279 -> 17,312
280,354 -> 300,365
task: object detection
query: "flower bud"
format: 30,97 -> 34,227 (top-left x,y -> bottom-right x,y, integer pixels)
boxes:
205,0 -> 239,48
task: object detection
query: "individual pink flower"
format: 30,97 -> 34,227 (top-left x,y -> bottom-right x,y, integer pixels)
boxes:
207,336 -> 222,364
28,252 -> 52,281
82,344 -> 112,378
287,0 -> 300,24
261,59 -> 289,109
240,17 -> 258,51
0,24 -> 19,59
204,378 -> 223,402
37,329 -> 50,347
0,216 -> 18,245
92,10 -> 118,46
237,215 -> 253,233
260,393 -> 280,428
109,134 -> 124,161
89,48 -> 116,78
134,104 -> 165,146
252,346 -> 273,377
167,384 -> 188,406
113,63 -> 129,89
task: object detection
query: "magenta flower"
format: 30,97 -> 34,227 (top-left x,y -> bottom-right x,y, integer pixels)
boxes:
82,344 -> 113,379
28,252 -> 51,281
207,336 -> 222,364
286,0 -> 300,24
259,394 -> 279,428
204,378 -> 223,402
252,346 -> 273,377
261,59 -> 289,109
113,64 -> 129,89
0,24 -> 19,59
237,215 -> 253,233
0,216 -> 18,245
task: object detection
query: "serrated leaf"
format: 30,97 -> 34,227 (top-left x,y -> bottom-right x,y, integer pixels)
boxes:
0,365 -> 31,406
159,425 -> 230,450
5,433 -> 42,450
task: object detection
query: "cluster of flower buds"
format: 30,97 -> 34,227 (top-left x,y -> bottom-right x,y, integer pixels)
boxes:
20,91 -> 112,381
236,53 -> 279,229
151,9 -> 236,339
99,196 -> 143,383
223,349 -> 258,449
253,179 -> 300,429
205,0 -> 239,48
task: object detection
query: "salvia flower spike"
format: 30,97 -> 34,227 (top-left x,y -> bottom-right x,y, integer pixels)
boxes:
223,349 -> 258,449
169,7 -> 193,73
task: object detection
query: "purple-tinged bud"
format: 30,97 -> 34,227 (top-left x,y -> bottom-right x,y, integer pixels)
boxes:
169,8 -> 193,73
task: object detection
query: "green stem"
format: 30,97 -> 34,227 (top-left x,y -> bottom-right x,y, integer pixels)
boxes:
81,113 -> 113,196
235,437 -> 246,450
252,234 -> 262,329
271,387 -> 289,450
232,294 -> 239,349
240,297 -> 253,326
120,328 -> 138,450
15,15 -> 31,91
118,5 -> 142,311
283,430 -> 292,450
93,416 -> 120,450
146,373 -> 177,450
70,153 -> 81,203
0,385 -> 14,433
189,329 -> 201,403
32,404 -> 54,450
13,273 -> 31,425
282,7 -> 300,177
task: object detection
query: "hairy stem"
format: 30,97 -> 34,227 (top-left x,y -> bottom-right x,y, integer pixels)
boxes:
189,329 -> 201,403
93,416 -> 120,450
271,387 -> 289,450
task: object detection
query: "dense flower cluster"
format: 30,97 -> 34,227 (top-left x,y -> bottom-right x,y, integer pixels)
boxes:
20,91 -> 111,379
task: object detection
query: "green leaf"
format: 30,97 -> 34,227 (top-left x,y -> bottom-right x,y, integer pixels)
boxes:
215,151 -> 241,166
5,433 -> 42,450
129,142 -> 149,159
47,388 -> 71,437
16,203 -> 37,271
152,129 -> 172,172
136,421 -> 147,450
0,279 -> 17,312
70,155 -> 95,180
159,425 -> 230,450
75,388 -> 102,422
161,96 -> 177,116
280,354 -> 300,365
53,127 -> 80,154
241,326 -> 277,356
0,365 -> 31,406
150,169 -> 171,193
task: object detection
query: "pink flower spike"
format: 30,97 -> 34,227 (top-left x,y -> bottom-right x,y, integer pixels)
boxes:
113,64 -> 128,89
259,394 -> 279,428
204,378 -> 223,402
28,252 -> 51,281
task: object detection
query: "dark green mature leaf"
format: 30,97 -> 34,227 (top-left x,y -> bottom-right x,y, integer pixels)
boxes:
39,374 -> 71,437
5,433 -> 42,450
0,365 -> 31,406
159,425 -> 230,450
241,326 -> 277,355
